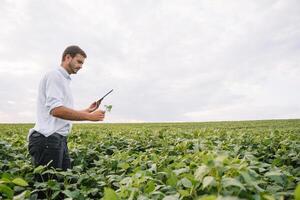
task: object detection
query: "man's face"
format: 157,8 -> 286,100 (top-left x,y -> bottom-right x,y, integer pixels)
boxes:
65,54 -> 85,74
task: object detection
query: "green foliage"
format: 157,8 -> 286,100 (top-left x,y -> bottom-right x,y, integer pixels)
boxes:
104,187 -> 119,200
295,184 -> 300,200
104,105 -> 113,112
0,120 -> 299,199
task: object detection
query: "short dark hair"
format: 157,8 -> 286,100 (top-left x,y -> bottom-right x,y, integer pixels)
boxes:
62,45 -> 87,61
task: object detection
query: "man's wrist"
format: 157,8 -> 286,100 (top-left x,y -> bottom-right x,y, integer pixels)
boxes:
80,108 -> 90,113
82,111 -> 91,121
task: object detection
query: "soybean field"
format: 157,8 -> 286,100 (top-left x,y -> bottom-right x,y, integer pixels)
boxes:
0,120 -> 299,200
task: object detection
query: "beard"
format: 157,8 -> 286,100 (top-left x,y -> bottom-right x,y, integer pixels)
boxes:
68,62 -> 79,74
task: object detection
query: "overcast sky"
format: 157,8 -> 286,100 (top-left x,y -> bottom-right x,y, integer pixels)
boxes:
0,0 -> 299,123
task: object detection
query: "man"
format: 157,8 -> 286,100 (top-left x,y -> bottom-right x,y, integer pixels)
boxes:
28,45 -> 105,171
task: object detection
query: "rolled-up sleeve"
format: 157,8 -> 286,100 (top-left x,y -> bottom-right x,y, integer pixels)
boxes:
45,73 -> 64,114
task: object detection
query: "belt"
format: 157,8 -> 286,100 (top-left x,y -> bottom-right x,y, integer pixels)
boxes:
31,131 -> 66,139
51,133 -> 66,140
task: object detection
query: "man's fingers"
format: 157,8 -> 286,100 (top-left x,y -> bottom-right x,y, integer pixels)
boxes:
92,110 -> 105,121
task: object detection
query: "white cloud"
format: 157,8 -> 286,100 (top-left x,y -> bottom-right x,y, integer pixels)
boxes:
7,101 -> 16,105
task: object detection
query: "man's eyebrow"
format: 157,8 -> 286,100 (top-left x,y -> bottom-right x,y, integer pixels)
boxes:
77,60 -> 83,64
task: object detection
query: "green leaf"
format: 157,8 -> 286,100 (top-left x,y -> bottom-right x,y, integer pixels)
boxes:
197,195 -> 217,200
145,181 -> 155,193
202,176 -> 216,189
12,178 -> 28,187
0,178 -> 10,184
2,173 -> 12,181
149,163 -> 157,173
63,190 -> 80,199
179,177 -> 193,188
0,184 -> 14,199
173,168 -> 189,176
264,171 -> 282,177
111,160 -> 118,170
104,105 -> 113,112
162,194 -> 180,200
222,177 -> 245,190
194,165 -> 210,182
104,187 -> 119,200
33,165 -> 46,174
166,172 -> 178,187
264,170 -> 284,185
120,177 -> 132,186
51,191 -> 61,199
178,189 -> 190,197
47,180 -> 60,191
13,190 -> 30,200
262,194 -> 275,200
240,171 -> 264,192
295,184 -> 300,200
118,162 -> 130,170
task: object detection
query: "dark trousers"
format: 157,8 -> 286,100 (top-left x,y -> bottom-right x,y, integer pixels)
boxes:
28,131 -> 71,199
28,131 -> 71,171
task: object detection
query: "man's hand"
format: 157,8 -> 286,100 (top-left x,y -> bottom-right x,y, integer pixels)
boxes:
88,110 -> 105,121
86,101 -> 99,113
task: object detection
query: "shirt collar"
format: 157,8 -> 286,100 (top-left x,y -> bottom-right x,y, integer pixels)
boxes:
57,66 -> 71,80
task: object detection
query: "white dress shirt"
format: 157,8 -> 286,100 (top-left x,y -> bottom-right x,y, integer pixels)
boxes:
28,66 -> 74,139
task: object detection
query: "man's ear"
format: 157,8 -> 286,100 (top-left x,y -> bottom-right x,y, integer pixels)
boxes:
65,54 -> 72,61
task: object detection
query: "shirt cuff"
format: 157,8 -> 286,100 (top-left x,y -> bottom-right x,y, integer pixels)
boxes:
46,98 -> 63,115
